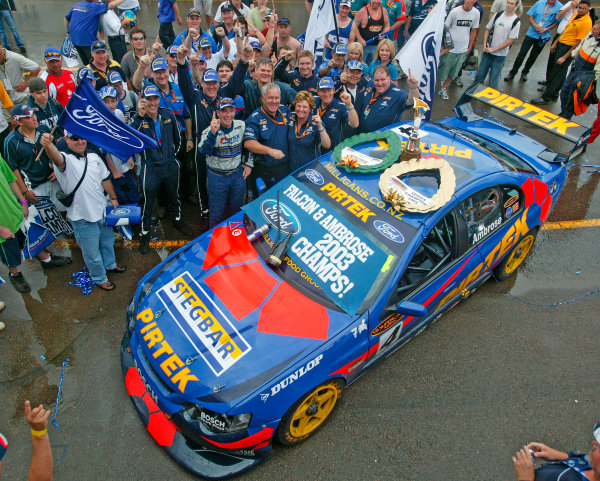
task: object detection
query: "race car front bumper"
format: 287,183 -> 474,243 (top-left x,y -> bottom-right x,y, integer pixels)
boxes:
120,334 -> 273,479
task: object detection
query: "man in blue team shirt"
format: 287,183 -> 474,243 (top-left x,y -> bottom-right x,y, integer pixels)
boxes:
65,0 -> 126,65
274,49 -> 319,94
172,7 -> 217,54
314,77 -> 359,151
157,0 -> 183,49
318,43 -> 348,82
504,0 -> 562,82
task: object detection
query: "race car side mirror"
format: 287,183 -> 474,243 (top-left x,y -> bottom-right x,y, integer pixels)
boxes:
396,301 -> 427,317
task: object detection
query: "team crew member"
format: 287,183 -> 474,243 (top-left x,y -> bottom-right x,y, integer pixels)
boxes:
318,43 -> 349,81
86,40 -> 126,91
351,0 -> 391,65
172,7 -> 217,54
40,48 -> 76,108
198,98 -> 249,227
314,77 -> 358,151
108,71 -> 138,121
355,65 -> 420,132
287,91 -> 331,171
335,60 -> 369,139
274,49 -> 319,94
41,132 -> 126,292
130,85 -> 192,253
244,82 -> 291,189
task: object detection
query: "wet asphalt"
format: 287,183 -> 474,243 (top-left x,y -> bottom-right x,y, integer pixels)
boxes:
0,0 -> 599,480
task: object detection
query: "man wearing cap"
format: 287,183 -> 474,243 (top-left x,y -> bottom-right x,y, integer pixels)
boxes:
27,78 -> 64,138
194,31 -> 231,70
3,104 -> 72,267
512,422 -> 600,481
173,7 -> 217,54
108,71 -> 138,121
211,4 -> 238,54
77,67 -> 97,89
315,76 -> 358,150
336,59 -> 369,139
275,49 -> 319,94
130,85 -> 192,252
39,47 -> 76,108
0,41 -> 41,120
199,98 -> 249,227
272,17 -> 301,66
64,0 -> 127,66
158,0 -> 183,49
318,43 -> 349,81
355,65 -> 420,132
323,0 -> 354,62
41,131 -> 125,291
213,0 -> 250,25
86,40 -> 126,91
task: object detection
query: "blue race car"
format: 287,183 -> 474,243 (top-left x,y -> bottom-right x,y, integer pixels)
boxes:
120,86 -> 589,479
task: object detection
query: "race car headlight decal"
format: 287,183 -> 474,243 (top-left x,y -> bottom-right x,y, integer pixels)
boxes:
183,404 -> 252,433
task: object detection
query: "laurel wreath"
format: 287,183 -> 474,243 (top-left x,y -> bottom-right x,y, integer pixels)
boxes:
379,155 -> 456,213
333,130 -> 402,174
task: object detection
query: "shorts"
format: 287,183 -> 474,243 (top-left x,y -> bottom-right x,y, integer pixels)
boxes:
117,5 -> 141,15
438,51 -> 469,82
193,0 -> 212,16
0,233 -> 24,268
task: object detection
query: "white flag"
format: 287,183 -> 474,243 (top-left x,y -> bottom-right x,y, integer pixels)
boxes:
396,0 -> 447,120
304,0 -> 336,54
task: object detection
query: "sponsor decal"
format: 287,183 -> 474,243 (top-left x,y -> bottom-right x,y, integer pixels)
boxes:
472,217 -> 502,243
265,354 -> 324,397
260,199 -> 302,235
373,220 -> 405,243
371,313 -> 404,336
351,318 -> 367,338
156,272 -> 252,377
305,168 -> 325,185
506,206 -> 513,218
200,411 -> 226,432
260,393 -> 269,402
504,195 -> 518,208
133,358 -> 159,404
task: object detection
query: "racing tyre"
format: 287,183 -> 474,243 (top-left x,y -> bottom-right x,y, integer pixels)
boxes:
276,379 -> 343,446
494,229 -> 537,280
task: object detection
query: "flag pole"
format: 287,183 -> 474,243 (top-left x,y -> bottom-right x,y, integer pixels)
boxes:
35,125 -> 58,162
331,0 -> 339,43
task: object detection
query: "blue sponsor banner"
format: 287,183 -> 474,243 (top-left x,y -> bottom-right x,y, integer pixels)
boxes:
243,175 -> 391,314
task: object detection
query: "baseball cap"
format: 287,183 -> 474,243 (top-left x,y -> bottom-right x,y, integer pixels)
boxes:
249,38 -> 262,50
339,0 -> 351,6
197,52 -> 206,62
91,40 -> 107,53
594,422 -> 600,443
221,3 -> 234,11
347,60 -> 363,70
142,85 -> 160,98
78,67 -> 94,81
334,43 -> 348,55
108,71 -> 123,84
44,47 -> 61,61
265,8 -> 274,17
202,69 -> 219,82
218,97 -> 235,110
277,17 -> 290,26
318,77 -> 335,89
64,131 -> 84,139
167,45 -> 179,56
199,37 -> 211,48
99,86 -> 118,99
28,77 -> 47,93
151,57 -> 169,71
187,7 -> 202,16
12,105 -> 35,120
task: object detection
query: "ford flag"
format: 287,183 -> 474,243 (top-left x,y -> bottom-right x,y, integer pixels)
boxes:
58,78 -> 157,160
60,35 -> 79,68
396,0 -> 446,121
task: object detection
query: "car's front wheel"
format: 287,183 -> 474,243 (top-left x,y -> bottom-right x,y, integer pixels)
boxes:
494,229 -> 538,280
276,379 -> 343,446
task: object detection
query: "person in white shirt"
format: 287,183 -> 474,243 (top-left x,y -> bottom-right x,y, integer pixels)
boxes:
100,6 -> 127,63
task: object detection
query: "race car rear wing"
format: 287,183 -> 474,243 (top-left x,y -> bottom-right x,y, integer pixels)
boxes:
454,84 -> 591,162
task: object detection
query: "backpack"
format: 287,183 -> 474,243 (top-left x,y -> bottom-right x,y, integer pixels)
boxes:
573,71 -> 599,116
487,11 -> 521,48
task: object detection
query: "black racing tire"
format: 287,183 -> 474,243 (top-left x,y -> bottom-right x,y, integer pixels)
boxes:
276,379 -> 343,446
494,229 -> 538,281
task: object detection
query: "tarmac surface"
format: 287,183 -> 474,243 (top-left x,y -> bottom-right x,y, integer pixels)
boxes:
0,1 -> 599,480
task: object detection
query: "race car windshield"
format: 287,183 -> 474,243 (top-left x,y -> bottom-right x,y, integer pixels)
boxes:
242,161 -> 416,315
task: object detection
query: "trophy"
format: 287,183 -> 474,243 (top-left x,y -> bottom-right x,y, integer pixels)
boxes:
400,98 -> 429,162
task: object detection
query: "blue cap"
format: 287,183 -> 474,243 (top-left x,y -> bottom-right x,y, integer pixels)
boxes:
318,77 -> 335,89
197,52 -> 206,62
202,69 -> 219,82
198,37 -> 211,48
167,45 -> 179,56
142,85 -> 160,98
249,38 -> 262,50
266,8 -> 274,16
347,60 -> 363,70
99,86 -> 118,99
91,40 -> 107,53
44,47 -> 61,61
11,104 -> 34,119
108,71 -> 123,84
0,432 -> 7,462
221,2 -> 234,11
218,97 -> 235,110
78,67 -> 94,81
334,43 -> 348,55
151,57 -> 169,71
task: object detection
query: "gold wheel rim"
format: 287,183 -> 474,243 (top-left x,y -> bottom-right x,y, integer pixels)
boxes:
505,235 -> 534,274
289,385 -> 339,438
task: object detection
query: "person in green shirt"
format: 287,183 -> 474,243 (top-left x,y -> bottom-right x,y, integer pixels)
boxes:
0,155 -> 30,292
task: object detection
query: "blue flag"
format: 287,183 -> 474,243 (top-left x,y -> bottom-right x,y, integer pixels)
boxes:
58,78 -> 157,160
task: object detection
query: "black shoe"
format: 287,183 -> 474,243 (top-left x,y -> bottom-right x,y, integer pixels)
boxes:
10,272 -> 31,292
538,80 -> 547,85
537,86 -> 546,92
150,216 -> 159,225
158,206 -> 166,219
520,74 -> 528,82
504,73 -> 515,81
139,234 -> 150,254
40,255 -> 72,268
19,46 -> 26,54
173,219 -> 193,236
531,97 -> 549,105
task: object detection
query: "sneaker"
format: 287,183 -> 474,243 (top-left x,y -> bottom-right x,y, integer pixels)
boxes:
0,301 -> 5,313
520,74 -> 528,82
139,233 -> 150,254
10,272 -> 31,292
0,321 -> 5,332
538,80 -> 547,85
504,73 -> 515,81
40,255 -> 72,268
19,46 -> 26,54
173,219 -> 193,236
439,88 -> 449,100
454,77 -> 463,87
530,97 -> 549,105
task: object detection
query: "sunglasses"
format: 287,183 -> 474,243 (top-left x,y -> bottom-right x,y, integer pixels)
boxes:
45,52 -> 61,59
131,36 -> 145,41
168,53 -> 177,58
69,135 -> 84,141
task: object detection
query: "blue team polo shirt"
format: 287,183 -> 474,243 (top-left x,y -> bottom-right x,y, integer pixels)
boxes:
314,97 -> 348,151
158,0 -> 176,23
355,83 -> 408,133
173,30 -> 218,54
244,106 -> 291,167
65,1 -> 108,46
526,0 -> 563,39
287,114 -> 321,171
144,80 -> 190,131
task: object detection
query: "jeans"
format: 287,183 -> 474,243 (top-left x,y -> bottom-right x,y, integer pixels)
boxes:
0,10 -> 24,49
71,219 -> 116,285
474,52 -> 507,89
207,165 -> 246,228
363,44 -> 377,66
508,35 -> 546,77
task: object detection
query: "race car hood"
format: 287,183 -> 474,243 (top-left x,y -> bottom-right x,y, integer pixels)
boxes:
133,214 -> 353,406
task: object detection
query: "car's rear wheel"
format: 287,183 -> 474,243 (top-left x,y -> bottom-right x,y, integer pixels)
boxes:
494,229 -> 537,280
276,380 -> 342,446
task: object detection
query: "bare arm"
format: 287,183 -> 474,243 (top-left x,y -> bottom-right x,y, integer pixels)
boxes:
102,178 -> 119,209
107,0 -> 126,9
25,401 -> 53,481
132,55 -> 151,91
40,133 -> 65,171
173,1 -> 183,24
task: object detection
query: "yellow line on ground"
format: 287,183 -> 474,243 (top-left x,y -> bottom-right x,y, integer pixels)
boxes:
541,219 -> 600,230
